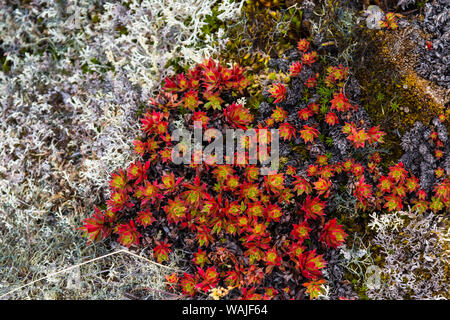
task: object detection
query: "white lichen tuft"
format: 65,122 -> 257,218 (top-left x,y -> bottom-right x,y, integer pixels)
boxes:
366,208 -> 449,300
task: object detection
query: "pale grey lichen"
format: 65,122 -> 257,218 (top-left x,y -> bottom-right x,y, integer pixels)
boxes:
366,208 -> 449,300
397,0 -> 417,10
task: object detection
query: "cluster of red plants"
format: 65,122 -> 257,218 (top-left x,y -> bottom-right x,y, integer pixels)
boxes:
265,40 -> 449,216
81,39 -> 449,300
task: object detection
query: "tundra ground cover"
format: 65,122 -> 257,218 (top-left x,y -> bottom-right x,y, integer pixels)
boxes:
1,0 -> 448,300
0,0 -> 244,299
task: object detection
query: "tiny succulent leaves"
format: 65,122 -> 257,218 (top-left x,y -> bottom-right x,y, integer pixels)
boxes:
271,106 -> 288,123
117,220 -> 141,248
299,250 -> 327,280
304,279 -> 327,299
300,125 -> 319,144
291,221 -> 312,242
302,196 -> 326,220
224,102 -> 254,129
154,241 -> 172,263
268,83 -> 286,103
164,198 -> 187,224
319,218 -> 348,249
137,209 -> 156,227
279,122 -> 297,141
297,39 -> 310,52
79,207 -> 114,242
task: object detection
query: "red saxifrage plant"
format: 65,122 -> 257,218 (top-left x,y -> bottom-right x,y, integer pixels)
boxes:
80,39 -> 449,300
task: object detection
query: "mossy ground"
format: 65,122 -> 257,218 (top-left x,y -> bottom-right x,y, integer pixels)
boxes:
355,26 -> 449,166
